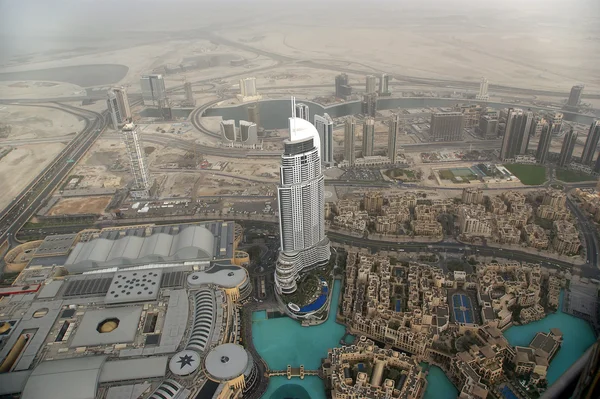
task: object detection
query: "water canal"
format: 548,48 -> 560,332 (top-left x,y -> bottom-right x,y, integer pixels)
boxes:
503,291 -> 596,385
205,98 -> 596,130
252,285 -> 596,398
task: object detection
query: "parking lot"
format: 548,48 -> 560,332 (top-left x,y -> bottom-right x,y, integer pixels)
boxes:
341,168 -> 383,181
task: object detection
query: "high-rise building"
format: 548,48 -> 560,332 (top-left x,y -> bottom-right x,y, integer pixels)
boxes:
122,123 -> 152,198
335,73 -> 352,100
239,77 -> 257,97
239,121 -> 258,145
454,103 -> 483,128
362,117 -> 375,157
365,75 -> 377,94
140,74 -> 167,107
429,112 -> 464,142
500,109 -> 534,160
184,81 -> 195,106
462,187 -> 484,204
548,112 -> 563,134
361,93 -> 377,117
275,109 -> 330,297
478,115 -> 498,140
295,103 -> 309,121
220,120 -> 237,142
558,128 -> 577,167
344,118 -> 356,166
581,121 -> 600,165
237,77 -> 261,102
476,77 -> 489,101
536,121 -> 553,164
106,87 -> 132,129
594,152 -> 600,174
566,84 -> 584,108
247,104 -> 260,128
388,115 -> 399,164
314,113 -> 334,166
378,74 -> 391,96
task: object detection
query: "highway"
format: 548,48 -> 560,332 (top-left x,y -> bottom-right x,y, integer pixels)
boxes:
0,104 -> 107,248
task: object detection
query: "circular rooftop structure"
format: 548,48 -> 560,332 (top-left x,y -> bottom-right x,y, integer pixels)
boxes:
0,322 -> 11,334
187,265 -> 247,289
204,343 -> 250,381
169,350 -> 201,376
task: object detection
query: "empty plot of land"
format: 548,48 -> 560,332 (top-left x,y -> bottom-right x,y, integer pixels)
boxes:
0,64 -> 129,87
0,143 -> 65,211
0,105 -> 84,140
47,196 -> 111,216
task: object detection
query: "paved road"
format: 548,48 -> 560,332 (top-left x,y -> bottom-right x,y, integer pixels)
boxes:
567,197 -> 599,271
326,231 -> 600,278
0,105 -> 107,250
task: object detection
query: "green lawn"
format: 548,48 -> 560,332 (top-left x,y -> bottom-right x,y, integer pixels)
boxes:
556,168 -> 596,183
503,164 -> 547,185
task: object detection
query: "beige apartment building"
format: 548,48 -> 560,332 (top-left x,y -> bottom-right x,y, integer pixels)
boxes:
552,220 -> 581,255
462,187 -> 484,204
411,220 -> 443,237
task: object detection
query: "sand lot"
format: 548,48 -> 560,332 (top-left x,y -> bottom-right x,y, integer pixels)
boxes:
47,196 -> 112,216
0,105 -> 84,140
0,143 -> 65,210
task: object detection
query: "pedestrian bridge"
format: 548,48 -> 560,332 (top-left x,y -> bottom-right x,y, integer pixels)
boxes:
268,365 -> 319,379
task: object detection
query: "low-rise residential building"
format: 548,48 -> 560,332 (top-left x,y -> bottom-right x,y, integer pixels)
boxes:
497,224 -> 521,244
322,336 -> 427,399
411,220 -> 443,237
365,192 -> 384,214
542,189 -> 567,209
334,212 -> 368,232
462,187 -> 484,205
337,199 -> 361,214
488,196 -> 507,215
521,304 -> 546,323
522,224 -> 549,249
536,204 -> 569,221
382,205 -> 411,223
414,205 -> 438,221
502,191 -> 527,208
552,220 -> 581,255
376,216 -> 398,234
459,205 -> 493,237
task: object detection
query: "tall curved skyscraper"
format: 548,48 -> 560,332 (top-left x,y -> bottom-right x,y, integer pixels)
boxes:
275,113 -> 331,296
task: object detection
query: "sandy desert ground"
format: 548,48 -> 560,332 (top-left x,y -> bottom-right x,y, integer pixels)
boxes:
0,143 -> 65,210
47,196 -> 112,216
0,105 -> 84,140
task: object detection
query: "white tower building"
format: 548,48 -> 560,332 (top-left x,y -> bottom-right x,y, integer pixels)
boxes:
237,77 -> 261,102
275,100 -> 330,296
314,113 -> 334,166
366,75 -> 377,94
140,74 -> 167,106
122,123 -> 152,198
295,103 -> 310,121
107,87 -> 132,129
476,77 -> 489,101
220,120 -> 237,143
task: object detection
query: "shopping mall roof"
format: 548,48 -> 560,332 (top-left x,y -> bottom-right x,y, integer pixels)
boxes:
65,225 -> 215,272
204,343 -> 249,381
21,356 -> 106,399
69,306 -> 143,348
187,262 -> 248,289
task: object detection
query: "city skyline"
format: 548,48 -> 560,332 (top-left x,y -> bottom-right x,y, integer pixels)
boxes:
1,2 -> 600,398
